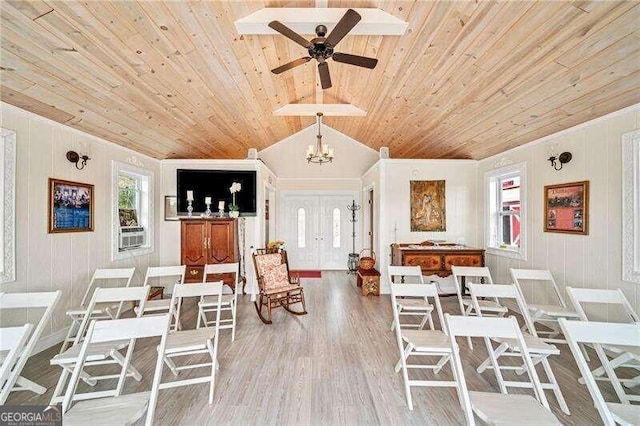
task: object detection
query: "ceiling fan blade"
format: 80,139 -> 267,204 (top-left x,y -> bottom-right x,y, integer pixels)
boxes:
271,57 -> 312,74
268,21 -> 311,49
318,62 -> 332,89
325,9 -> 361,47
332,52 -> 378,69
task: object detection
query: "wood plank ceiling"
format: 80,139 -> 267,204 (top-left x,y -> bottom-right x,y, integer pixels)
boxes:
1,1 -> 639,160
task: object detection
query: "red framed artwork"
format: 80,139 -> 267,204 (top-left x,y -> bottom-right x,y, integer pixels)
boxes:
544,180 -> 589,235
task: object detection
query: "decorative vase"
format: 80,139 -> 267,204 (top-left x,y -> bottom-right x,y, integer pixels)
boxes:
229,210 -> 240,218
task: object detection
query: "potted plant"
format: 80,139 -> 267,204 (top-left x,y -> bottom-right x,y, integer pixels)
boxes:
229,182 -> 241,218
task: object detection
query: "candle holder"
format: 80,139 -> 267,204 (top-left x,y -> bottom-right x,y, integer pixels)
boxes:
187,200 -> 193,217
218,208 -> 225,218
205,201 -> 212,217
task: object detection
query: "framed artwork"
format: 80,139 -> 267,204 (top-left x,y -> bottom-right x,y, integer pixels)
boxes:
544,180 -> 589,235
410,180 -> 446,232
48,178 -> 94,233
164,196 -> 179,221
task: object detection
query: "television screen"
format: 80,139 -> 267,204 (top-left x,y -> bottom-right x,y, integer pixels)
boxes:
176,169 -> 257,216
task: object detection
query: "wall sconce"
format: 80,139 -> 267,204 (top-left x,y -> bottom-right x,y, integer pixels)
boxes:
548,151 -> 572,171
66,151 -> 90,170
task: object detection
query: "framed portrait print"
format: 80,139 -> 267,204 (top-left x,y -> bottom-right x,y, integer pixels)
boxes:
164,196 -> 179,221
410,180 -> 446,232
48,178 -> 94,233
544,180 -> 589,235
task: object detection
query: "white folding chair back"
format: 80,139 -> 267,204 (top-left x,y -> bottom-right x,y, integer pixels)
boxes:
566,287 -> 640,404
0,324 -> 33,402
451,266 -> 505,350
560,319 -> 640,426
136,265 -> 186,328
511,268 -> 581,344
445,314 -> 561,426
390,283 -> 454,410
50,286 -> 150,405
468,283 -> 569,414
0,291 -> 62,403
161,282 -> 223,404
199,263 -> 239,341
62,314 -> 171,426
388,266 -> 434,331
62,267 -> 136,354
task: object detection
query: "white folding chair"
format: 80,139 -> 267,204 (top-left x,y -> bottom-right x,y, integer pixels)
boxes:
451,266 -> 507,349
468,283 -> 570,414
560,319 -> 640,426
160,281 -> 223,405
567,287 -> 640,403
391,282 -> 454,410
198,263 -> 239,341
445,314 -> 561,426
62,314 -> 171,426
50,286 -> 150,405
135,265 -> 186,329
388,266 -> 434,331
61,268 -> 136,353
510,268 -> 581,344
0,324 -> 33,401
0,291 -> 62,403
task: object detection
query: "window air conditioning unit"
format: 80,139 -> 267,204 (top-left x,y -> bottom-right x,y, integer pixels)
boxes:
119,226 -> 145,250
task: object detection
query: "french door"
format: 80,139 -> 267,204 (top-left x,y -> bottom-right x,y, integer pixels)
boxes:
282,194 -> 356,270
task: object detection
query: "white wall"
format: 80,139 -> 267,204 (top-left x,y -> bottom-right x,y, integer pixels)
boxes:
259,124 -> 378,179
159,159 -> 272,296
377,159 -> 479,292
477,105 -> 640,320
0,103 -> 161,350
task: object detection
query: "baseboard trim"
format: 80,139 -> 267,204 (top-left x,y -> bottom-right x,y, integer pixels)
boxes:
33,327 -> 68,355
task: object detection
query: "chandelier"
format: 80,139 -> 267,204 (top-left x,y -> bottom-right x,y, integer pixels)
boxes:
306,112 -> 334,164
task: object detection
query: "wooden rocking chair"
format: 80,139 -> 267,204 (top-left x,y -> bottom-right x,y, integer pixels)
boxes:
252,248 -> 307,324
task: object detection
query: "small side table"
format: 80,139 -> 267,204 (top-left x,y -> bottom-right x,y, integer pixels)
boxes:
357,267 -> 380,296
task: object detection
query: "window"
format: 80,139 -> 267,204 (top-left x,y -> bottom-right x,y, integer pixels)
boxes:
485,162 -> 526,260
297,208 -> 306,248
332,208 -> 341,248
0,128 -> 15,283
623,129 -> 640,283
112,161 -> 154,261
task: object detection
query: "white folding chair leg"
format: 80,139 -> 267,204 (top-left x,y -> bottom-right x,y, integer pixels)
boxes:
540,357 -> 570,415
231,300 -> 237,342
394,344 -> 413,373
14,376 -> 47,395
477,342 -> 509,374
207,339 -> 216,405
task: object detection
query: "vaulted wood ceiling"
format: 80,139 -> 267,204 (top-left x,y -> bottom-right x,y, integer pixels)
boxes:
1,1 -> 639,160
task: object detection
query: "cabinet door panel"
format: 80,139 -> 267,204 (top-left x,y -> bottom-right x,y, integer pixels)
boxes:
207,220 -> 238,264
444,254 -> 483,270
404,254 -> 442,271
181,221 -> 207,265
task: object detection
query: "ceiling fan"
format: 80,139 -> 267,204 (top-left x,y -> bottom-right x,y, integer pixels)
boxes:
268,9 -> 378,89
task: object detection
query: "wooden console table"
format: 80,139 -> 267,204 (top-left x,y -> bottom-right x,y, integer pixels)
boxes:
391,243 -> 485,295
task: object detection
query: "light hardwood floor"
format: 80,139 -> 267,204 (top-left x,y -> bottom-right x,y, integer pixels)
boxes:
6,271 -> 637,425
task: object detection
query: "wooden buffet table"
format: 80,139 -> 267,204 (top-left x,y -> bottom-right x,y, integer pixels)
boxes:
391,242 -> 485,295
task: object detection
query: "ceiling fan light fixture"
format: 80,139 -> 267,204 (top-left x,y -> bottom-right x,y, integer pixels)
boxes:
306,112 -> 334,165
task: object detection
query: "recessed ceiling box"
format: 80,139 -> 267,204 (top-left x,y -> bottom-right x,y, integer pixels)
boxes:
273,104 -> 367,116
235,8 -> 408,36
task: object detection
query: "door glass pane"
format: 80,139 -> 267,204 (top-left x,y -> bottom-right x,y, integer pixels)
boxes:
332,208 -> 341,248
297,208 -> 306,248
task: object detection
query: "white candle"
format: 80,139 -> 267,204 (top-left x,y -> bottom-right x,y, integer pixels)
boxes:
329,148 -> 334,157
218,201 -> 225,210
186,190 -> 194,201
205,197 -> 212,204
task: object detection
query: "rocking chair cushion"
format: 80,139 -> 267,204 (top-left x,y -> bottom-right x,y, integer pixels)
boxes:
263,263 -> 289,291
255,253 -> 283,276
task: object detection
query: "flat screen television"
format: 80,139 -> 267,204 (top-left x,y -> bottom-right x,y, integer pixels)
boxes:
176,169 -> 257,216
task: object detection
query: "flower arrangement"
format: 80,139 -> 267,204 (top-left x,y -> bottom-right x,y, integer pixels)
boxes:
229,182 -> 241,211
267,240 -> 285,250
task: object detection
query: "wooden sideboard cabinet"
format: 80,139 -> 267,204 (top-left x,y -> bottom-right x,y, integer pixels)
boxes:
391,243 -> 485,278
181,218 -> 239,288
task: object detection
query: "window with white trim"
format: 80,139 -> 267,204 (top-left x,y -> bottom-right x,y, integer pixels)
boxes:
485,162 -> 527,260
112,161 -> 154,261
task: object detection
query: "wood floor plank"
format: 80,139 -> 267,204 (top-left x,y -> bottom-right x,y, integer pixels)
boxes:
4,271 -> 638,425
